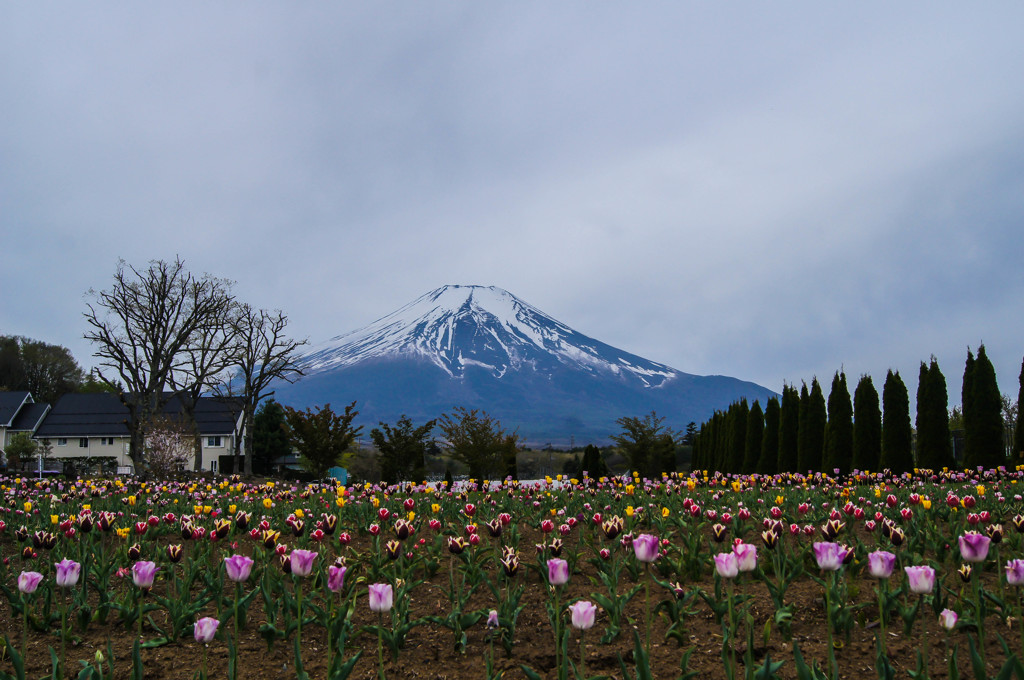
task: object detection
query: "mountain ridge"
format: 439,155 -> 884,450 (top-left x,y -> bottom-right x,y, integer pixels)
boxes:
274,285 -> 776,445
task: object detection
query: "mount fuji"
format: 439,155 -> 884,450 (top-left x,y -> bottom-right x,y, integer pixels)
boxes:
273,285 -> 776,445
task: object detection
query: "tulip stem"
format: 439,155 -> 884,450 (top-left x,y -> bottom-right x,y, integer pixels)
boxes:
824,574 -> 837,680
877,580 -> 887,659
726,579 -> 737,680
579,628 -> 586,679
377,611 -> 385,680
972,566 -> 987,669
232,582 -> 241,680
919,594 -> 930,680
644,563 -> 652,659
295,576 -> 303,651
22,592 -> 29,667
61,589 -> 68,678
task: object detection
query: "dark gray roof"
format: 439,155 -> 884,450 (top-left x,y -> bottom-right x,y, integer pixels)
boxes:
0,391 -> 31,427
34,393 -> 242,438
9,402 -> 49,433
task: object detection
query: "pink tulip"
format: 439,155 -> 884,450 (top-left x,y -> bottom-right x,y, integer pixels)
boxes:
194,616 -> 219,643
867,550 -> 896,579
632,534 -> 659,563
224,555 -> 254,583
368,583 -> 393,612
327,565 -> 347,593
18,571 -> 43,594
958,532 -> 990,563
904,565 -> 936,594
714,552 -> 739,579
812,542 -> 844,571
487,610 -> 499,629
54,559 -> 81,588
547,558 -> 569,585
733,543 -> 757,572
131,561 -> 158,590
1005,559 -> 1024,586
568,600 -> 598,630
290,549 -> 318,577
938,609 -> 958,630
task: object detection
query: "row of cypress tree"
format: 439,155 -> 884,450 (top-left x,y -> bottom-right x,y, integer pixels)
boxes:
690,345 -> 1021,475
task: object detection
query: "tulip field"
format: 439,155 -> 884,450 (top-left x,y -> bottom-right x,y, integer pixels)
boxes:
3,469 -> 1024,679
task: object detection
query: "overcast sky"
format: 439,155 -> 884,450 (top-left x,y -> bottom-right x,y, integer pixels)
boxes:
3,3 -> 1023,407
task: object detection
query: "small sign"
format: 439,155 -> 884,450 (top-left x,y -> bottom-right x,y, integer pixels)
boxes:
117,466 -> 133,475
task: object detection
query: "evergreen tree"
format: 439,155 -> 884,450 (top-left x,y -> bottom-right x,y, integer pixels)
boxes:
759,396 -> 780,474
728,399 -> 749,474
967,344 -> 1005,469
1015,357 -> 1024,463
252,400 -> 290,475
962,349 -> 976,465
881,370 -> 914,474
742,401 -> 764,473
853,375 -> 882,471
916,358 -> 954,471
824,371 -> 854,475
370,415 -> 437,485
798,379 -> 827,472
579,444 -> 609,479
778,385 -> 800,472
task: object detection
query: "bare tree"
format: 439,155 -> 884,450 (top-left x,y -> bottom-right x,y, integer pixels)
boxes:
83,258 -> 235,475
229,304 -> 306,476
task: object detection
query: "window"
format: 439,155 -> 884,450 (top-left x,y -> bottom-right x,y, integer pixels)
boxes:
207,436 -> 222,447
79,438 -> 89,448
57,438 -> 67,446
102,437 -> 115,446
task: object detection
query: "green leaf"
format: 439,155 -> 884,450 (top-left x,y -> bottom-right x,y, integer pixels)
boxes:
520,665 -> 545,680
753,653 -> 785,680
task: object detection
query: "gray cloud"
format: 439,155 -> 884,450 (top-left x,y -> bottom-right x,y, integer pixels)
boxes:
3,3 -> 1023,409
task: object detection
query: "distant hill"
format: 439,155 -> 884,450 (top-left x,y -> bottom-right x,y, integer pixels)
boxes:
273,285 -> 777,445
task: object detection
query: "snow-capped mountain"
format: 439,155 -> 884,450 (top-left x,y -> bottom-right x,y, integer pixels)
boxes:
274,285 -> 776,445
300,285 -> 677,387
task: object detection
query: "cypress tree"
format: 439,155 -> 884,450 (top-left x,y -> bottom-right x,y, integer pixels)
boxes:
962,349 -> 976,466
969,344 -> 1005,469
728,400 -> 749,474
778,384 -> 800,472
742,400 -> 764,474
853,374 -> 882,472
759,396 -> 780,474
1015,357 -> 1024,464
916,358 -> 954,471
798,379 -> 827,472
881,370 -> 914,474
825,371 -> 854,475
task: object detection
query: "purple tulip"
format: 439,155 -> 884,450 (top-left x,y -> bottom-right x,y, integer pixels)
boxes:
547,558 -> 569,586
194,616 -> 219,643
958,532 -> 991,563
812,542 -> 844,571
131,561 -> 158,591
368,583 -> 393,612
938,609 -> 958,630
224,555 -> 254,583
867,550 -> 896,579
733,543 -> 757,572
632,534 -> 659,563
54,559 -> 81,588
714,552 -> 739,579
17,571 -> 43,594
290,549 -> 318,577
1005,559 -> 1024,586
568,600 -> 598,630
904,565 -> 936,594
487,610 -> 499,629
327,565 -> 347,593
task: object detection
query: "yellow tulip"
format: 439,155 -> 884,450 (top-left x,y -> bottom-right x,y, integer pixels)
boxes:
228,504 -> 237,515
626,506 -> 635,517
263,498 -> 273,509
294,508 -> 304,519
23,501 -> 32,513
661,507 -> 670,518
50,514 -> 59,525
921,499 -> 932,510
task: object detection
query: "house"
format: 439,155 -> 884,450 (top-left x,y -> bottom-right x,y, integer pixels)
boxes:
29,392 -> 244,475
1,391 -> 48,466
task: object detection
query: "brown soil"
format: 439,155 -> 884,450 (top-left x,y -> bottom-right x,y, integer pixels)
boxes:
1,526 -> 1015,679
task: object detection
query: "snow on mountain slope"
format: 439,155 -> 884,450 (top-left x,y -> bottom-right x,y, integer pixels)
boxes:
299,285 -> 679,387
